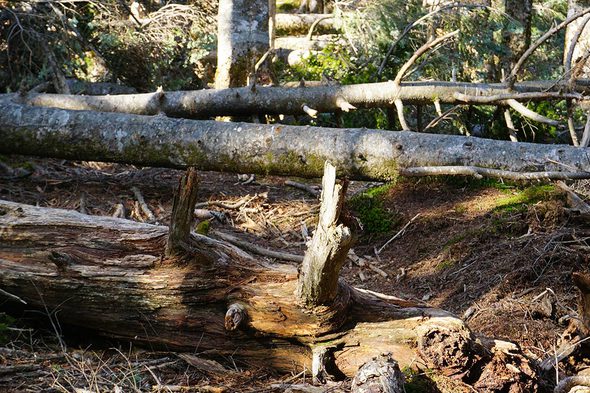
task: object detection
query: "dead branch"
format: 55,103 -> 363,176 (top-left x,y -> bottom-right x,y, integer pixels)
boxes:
400,166 -> 590,180
393,30 -> 459,85
507,8 -> 590,88
5,80 -> 589,118
213,230 -> 304,263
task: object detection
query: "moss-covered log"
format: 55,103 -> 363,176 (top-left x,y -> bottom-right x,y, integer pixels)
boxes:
2,103 -> 590,181
3,79 -> 589,118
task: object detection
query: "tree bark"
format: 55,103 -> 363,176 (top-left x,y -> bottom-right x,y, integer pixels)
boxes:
501,0 -> 533,72
3,79 -> 589,119
215,0 -> 269,88
3,103 -> 590,182
565,0 -> 590,78
275,13 -> 335,35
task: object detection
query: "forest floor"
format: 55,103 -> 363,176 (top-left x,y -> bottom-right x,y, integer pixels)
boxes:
1,156 -> 589,392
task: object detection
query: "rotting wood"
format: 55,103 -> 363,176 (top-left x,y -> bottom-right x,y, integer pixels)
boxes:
166,167 -> 200,258
0,191 -> 537,390
5,103 -> 590,182
297,162 -> 354,307
4,79 -> 589,118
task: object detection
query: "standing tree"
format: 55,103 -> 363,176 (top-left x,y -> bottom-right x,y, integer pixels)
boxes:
215,0 -> 269,88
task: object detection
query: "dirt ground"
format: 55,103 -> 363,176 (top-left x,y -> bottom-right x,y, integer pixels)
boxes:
1,156 -> 589,392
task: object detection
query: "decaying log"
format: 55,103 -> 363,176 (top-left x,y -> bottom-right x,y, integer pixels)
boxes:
4,79 -> 589,119
0,194 -> 537,391
275,13 -> 336,35
4,103 -> 590,182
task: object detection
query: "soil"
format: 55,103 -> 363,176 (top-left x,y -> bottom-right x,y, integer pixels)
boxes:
1,156 -> 590,392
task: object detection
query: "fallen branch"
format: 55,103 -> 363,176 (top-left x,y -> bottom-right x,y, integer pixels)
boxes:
285,180 -> 320,197
400,166 -> 590,180
376,214 -> 420,255
5,80 -> 589,118
213,230 -> 304,262
132,186 -> 157,223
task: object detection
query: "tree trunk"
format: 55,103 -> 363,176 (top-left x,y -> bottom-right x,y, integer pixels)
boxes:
5,79 -> 589,118
2,102 -> 590,182
501,0 -> 533,73
565,0 -> 590,78
215,0 -> 269,88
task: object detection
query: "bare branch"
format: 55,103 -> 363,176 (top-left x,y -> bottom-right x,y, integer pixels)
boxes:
400,166 -> 590,180
507,7 -> 590,88
393,30 -> 459,86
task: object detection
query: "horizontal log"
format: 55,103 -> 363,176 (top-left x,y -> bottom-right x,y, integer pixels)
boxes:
0,199 -> 470,377
275,13 -> 336,35
4,79 -> 589,118
2,103 -> 590,181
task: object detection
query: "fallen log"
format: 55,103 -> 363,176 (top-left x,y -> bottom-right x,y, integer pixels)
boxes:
2,103 -> 590,181
275,13 -> 336,35
0,164 -> 537,390
3,79 -> 589,118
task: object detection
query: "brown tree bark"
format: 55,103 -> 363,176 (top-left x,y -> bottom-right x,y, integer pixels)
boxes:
565,0 -> 590,78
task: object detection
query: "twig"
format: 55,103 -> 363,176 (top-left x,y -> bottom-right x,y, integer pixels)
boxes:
79,192 -> 88,215
112,202 -> 126,218
506,99 -> 560,126
306,15 -> 333,41
556,180 -> 590,214
0,288 -> 27,304
581,112 -> 590,148
400,166 -> 590,180
567,99 -> 580,146
132,186 -> 157,223
504,109 -> 519,142
194,194 -> 259,210
452,91 -> 583,104
376,213 -> 420,255
507,7 -> 590,88
376,4 -> 487,78
565,14 -> 590,81
394,99 -> 410,131
285,180 -> 320,197
393,30 -> 459,85
213,230 -> 303,263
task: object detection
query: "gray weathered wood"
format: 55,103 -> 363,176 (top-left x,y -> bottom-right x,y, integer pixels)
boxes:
4,79 -> 589,118
297,162 -> 354,306
4,103 -> 590,182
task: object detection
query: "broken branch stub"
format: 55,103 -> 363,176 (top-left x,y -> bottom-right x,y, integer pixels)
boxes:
165,167 -> 200,257
297,161 -> 354,307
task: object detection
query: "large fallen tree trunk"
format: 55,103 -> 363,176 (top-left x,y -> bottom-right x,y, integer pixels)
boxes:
2,102 -> 590,181
0,163 -> 537,390
3,79 -> 589,118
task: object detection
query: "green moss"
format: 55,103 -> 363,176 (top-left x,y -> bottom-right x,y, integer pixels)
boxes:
493,184 -> 559,212
349,183 -> 398,234
402,368 -> 438,393
436,259 -> 457,271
